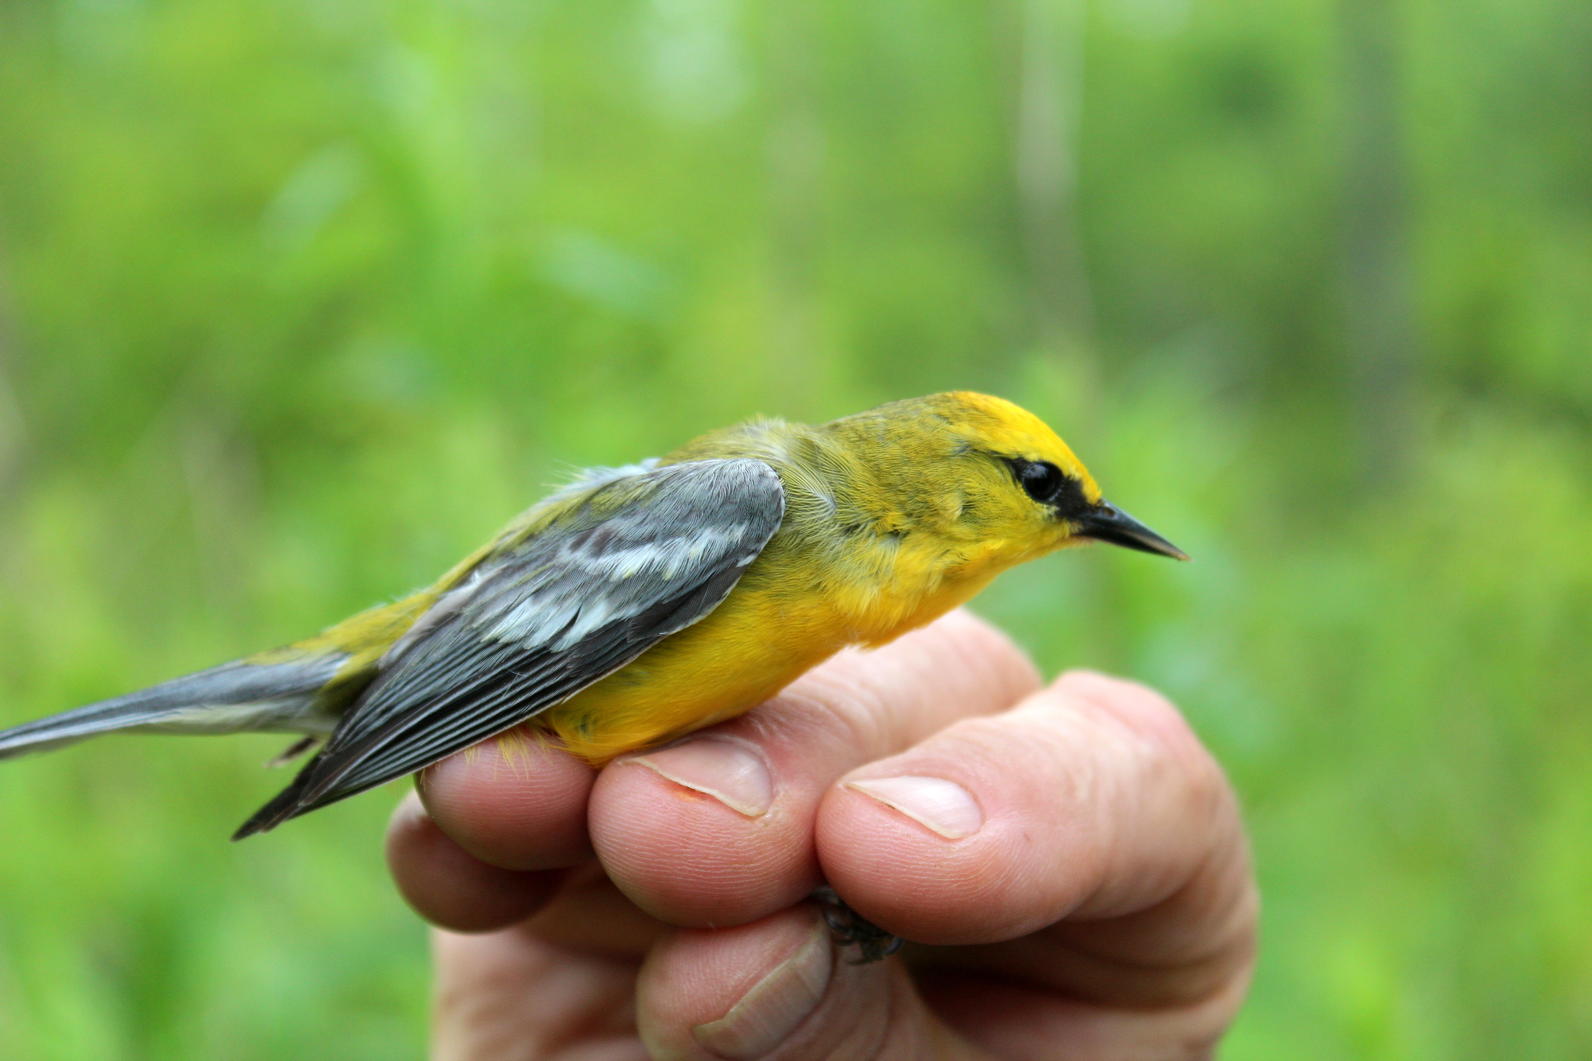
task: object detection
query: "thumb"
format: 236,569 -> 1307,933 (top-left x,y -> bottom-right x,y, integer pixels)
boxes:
637,907 -> 968,1060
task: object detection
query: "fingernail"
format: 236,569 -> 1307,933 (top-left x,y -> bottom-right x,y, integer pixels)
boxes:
846,775 -> 984,839
623,736 -> 774,817
692,919 -> 832,1058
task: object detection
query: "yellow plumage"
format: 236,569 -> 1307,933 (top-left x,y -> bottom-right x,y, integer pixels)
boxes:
547,393 -> 1102,759
0,391 -> 1185,835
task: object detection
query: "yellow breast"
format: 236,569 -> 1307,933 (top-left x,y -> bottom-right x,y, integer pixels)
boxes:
541,527 -> 1007,762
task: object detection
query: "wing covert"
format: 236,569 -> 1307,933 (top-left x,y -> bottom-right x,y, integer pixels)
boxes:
233,458 -> 784,837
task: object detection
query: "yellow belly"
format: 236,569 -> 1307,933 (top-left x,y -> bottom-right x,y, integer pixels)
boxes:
542,580 -> 830,762
540,552 -> 1002,763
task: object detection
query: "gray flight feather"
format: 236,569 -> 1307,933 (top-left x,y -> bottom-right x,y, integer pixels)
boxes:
0,656 -> 347,761
233,458 -> 785,838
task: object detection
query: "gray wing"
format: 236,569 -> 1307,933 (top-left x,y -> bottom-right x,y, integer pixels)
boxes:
234,458 -> 784,838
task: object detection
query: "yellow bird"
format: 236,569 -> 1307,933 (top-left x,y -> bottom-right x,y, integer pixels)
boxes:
0,392 -> 1185,839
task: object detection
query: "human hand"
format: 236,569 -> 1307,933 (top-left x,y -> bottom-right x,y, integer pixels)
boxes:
385,610 -> 1256,1060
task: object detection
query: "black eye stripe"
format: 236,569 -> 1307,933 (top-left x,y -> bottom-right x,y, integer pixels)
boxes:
1006,458 -> 1088,515
1052,475 -> 1087,515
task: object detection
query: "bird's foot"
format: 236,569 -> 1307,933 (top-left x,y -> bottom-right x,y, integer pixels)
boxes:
812,885 -> 903,964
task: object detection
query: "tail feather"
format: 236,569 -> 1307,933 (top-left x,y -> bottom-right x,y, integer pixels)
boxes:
0,656 -> 347,762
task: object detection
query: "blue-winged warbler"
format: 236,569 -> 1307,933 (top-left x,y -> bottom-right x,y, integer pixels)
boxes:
0,392 -> 1185,838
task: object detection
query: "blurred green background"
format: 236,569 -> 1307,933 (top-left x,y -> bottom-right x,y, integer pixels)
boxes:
0,0 -> 1587,1057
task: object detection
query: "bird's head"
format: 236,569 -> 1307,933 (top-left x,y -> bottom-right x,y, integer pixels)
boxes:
829,391 -> 1187,566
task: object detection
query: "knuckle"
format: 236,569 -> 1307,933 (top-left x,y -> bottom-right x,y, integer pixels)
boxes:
1058,668 -> 1179,726
945,616 -> 1043,700
758,613 -> 1039,762
1052,671 -> 1234,835
758,667 -> 897,759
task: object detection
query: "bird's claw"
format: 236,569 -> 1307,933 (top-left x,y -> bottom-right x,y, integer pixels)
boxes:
812,885 -> 904,964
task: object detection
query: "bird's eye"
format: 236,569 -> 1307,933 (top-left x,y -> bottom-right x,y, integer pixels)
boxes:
1012,459 -> 1065,504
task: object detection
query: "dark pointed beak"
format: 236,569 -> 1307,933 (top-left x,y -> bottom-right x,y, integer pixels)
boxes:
1074,500 -> 1189,561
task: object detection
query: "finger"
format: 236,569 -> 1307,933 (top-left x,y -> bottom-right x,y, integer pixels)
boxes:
386,793 -> 566,933
433,924 -> 643,1061
588,609 -> 1041,927
816,671 -> 1255,1003
517,864 -> 668,961
912,968 -> 1251,1061
636,906 -> 976,1061
416,724 -> 596,870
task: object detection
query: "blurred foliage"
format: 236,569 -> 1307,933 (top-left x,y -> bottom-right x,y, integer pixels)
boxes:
0,0 -> 1588,1057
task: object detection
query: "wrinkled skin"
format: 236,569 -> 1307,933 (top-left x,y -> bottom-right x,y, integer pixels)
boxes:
386,610 -> 1256,1060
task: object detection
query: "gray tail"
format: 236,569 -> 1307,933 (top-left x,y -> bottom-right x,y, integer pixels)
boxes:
0,656 -> 347,761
